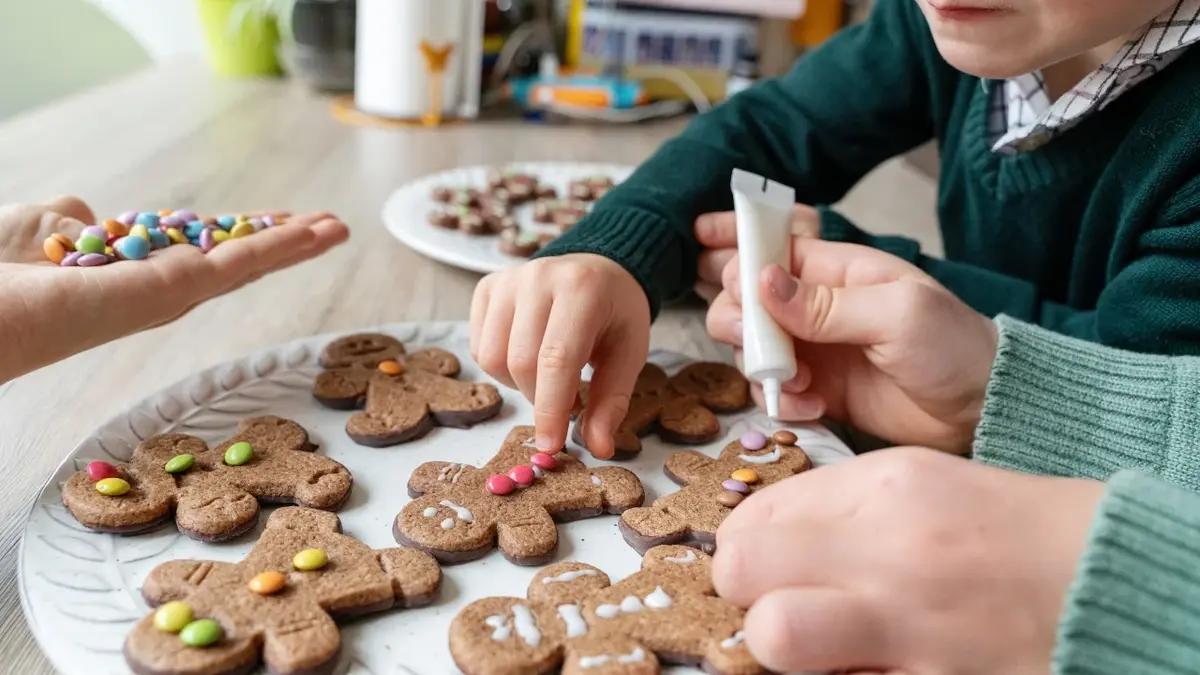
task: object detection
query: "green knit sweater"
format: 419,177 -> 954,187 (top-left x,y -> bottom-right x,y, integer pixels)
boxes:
977,317 -> 1200,673
537,0 -> 1200,355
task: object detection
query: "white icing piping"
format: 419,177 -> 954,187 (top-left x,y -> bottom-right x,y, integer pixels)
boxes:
438,463 -> 466,483
441,518 -> 454,529
591,474 -> 601,487
422,507 -> 438,517
557,604 -> 588,637
644,586 -> 672,609
485,615 -> 510,641
439,500 -> 474,522
579,647 -> 646,668
664,550 -> 697,564
595,588 -> 673,617
721,630 -> 745,649
738,448 -> 781,464
511,604 -> 541,647
542,569 -> 598,584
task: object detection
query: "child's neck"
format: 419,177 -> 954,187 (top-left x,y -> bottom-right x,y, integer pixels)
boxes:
1041,35 -> 1131,100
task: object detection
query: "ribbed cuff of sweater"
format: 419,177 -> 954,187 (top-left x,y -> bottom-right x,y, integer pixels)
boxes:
1056,470 -> 1200,674
818,207 -> 923,263
973,317 -> 1200,490
533,208 -> 685,320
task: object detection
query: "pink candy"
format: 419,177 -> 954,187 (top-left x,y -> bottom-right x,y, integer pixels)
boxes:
740,431 -> 767,451
486,474 -> 515,496
508,465 -> 536,487
86,460 -> 120,482
531,452 -> 557,470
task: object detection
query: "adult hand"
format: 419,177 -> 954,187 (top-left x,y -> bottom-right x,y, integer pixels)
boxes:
706,238 -> 997,453
470,253 -> 651,459
0,196 -> 350,384
693,203 -> 820,303
714,448 -> 1104,675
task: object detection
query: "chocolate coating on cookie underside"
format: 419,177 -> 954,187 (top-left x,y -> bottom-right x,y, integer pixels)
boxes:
572,362 -> 750,459
125,508 -> 441,675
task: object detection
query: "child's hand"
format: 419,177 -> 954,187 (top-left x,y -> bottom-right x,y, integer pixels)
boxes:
714,448 -> 1102,674
693,204 -> 820,303
707,238 -> 996,453
470,253 -> 651,458
0,196 -> 349,384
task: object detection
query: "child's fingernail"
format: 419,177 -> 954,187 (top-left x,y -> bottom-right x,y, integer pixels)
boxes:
766,266 -> 798,301
535,435 -> 554,450
731,321 -> 743,345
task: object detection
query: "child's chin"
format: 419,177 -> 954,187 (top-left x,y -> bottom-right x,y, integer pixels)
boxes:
933,39 -> 1044,80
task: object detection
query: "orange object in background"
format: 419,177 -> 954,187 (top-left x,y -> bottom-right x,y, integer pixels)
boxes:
791,0 -> 845,48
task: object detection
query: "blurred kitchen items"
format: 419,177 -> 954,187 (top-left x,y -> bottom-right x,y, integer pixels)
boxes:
282,0 -> 356,91
195,0 -> 283,77
355,0 -> 484,124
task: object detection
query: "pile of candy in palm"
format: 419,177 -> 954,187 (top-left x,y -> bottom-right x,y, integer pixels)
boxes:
42,210 -> 278,267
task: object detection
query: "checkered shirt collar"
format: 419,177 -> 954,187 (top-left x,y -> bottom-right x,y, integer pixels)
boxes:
988,0 -> 1200,154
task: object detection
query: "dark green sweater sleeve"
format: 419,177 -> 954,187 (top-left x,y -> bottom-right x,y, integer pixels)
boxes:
822,202 -> 1200,355
536,0 -> 949,317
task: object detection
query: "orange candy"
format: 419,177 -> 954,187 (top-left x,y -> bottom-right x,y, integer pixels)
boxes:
103,219 -> 129,237
43,236 -> 67,264
247,570 -> 287,595
51,232 -> 74,250
378,360 -> 405,376
157,209 -> 173,217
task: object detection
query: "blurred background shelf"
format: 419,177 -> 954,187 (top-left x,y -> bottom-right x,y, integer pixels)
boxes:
629,0 -> 806,19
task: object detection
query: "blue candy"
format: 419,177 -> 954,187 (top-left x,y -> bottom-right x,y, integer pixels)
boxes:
134,212 -> 160,228
147,228 -> 170,250
216,216 -> 236,230
184,220 -> 207,238
114,235 -> 151,261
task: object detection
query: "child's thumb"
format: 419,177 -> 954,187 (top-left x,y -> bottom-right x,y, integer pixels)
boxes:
758,264 -> 897,347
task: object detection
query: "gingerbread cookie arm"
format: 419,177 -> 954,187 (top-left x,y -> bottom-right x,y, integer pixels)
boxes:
377,547 -> 443,607
422,376 -> 504,429
262,612 -> 341,675
589,467 -> 645,513
124,614 -> 259,675
662,451 -> 718,486
408,460 -> 480,496
312,369 -> 372,409
140,559 -> 235,605
403,347 -> 462,377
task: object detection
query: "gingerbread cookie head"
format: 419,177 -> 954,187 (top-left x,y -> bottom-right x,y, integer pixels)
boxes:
394,426 -> 645,565
61,416 -> 352,541
125,507 -> 442,675
573,362 -> 751,459
313,333 -> 503,447
449,545 -> 760,675
618,430 -> 812,554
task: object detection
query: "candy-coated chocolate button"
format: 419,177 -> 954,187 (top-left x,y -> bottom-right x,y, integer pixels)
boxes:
81,225 -> 108,240
229,222 -> 255,238
224,442 -> 253,466
164,454 -> 196,474
75,235 -> 104,255
114,235 -> 151,261
134,213 -> 159,228
739,431 -> 767,451
86,460 -> 120,481
717,491 -> 744,508
199,228 -> 216,252
158,209 -> 174,217
148,229 -> 170,250
721,479 -> 749,494
173,209 -> 198,222
212,230 -> 231,243
78,252 -> 110,267
43,237 -> 67,264
508,465 -> 535,487
154,601 -> 194,633
166,227 -> 187,245
217,215 -> 237,230
95,477 -> 131,496
128,224 -> 151,241
104,246 -> 115,256
730,469 -> 759,484
117,211 -> 138,225
179,619 -> 222,647
531,452 -> 557,470
378,360 -> 404,376
50,232 -> 74,251
103,219 -> 129,237
293,548 -> 328,571
247,570 -> 287,595
772,430 -> 798,446
60,251 -> 82,267
486,474 -> 515,495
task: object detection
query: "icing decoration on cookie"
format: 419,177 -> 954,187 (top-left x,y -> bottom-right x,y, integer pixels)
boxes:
619,436 -> 811,555
591,474 -> 602,486
439,463 -> 467,483
423,507 -> 439,517
449,545 -> 761,675
722,630 -> 746,649
664,550 -> 697,564
62,416 -> 352,541
441,518 -> 455,529
572,362 -> 750,459
313,333 -> 503,447
122,508 -> 441,675
394,426 -> 644,566
543,569 -> 599,584
737,448 -> 781,464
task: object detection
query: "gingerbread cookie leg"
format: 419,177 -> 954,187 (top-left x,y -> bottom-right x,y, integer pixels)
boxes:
377,547 -> 443,607
496,506 -> 560,566
618,505 -> 694,555
261,612 -> 341,675
124,614 -> 259,675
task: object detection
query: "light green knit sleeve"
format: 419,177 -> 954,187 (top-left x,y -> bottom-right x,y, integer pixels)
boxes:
1056,470 -> 1200,674
972,316 -> 1200,491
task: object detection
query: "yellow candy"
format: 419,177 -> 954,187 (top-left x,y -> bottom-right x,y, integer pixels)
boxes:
166,227 -> 187,245
212,230 -> 231,243
292,548 -> 328,571
229,222 -> 255,239
95,477 -> 131,496
730,469 -> 759,484
104,246 -> 114,256
247,570 -> 287,595
129,224 -> 151,241
154,601 -> 194,633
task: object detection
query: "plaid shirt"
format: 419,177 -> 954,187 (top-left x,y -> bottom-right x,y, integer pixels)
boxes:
988,0 -> 1200,154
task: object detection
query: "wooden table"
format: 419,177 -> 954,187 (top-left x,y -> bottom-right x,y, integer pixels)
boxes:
0,62 -> 936,673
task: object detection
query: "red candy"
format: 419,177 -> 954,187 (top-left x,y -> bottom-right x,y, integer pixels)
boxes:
531,452 -> 557,470
486,474 -> 515,496
508,465 -> 535,487
86,460 -> 120,482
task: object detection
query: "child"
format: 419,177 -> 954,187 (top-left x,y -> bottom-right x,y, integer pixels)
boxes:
0,196 -> 349,384
471,0 -> 1200,458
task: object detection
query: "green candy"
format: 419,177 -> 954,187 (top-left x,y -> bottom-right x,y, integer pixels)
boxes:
224,441 -> 253,466
164,454 -> 195,474
179,619 -> 222,648
75,235 -> 104,255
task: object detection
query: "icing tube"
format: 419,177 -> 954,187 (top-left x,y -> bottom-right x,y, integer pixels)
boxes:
730,169 -> 798,420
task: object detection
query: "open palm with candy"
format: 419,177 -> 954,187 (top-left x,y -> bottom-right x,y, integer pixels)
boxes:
0,196 -> 350,384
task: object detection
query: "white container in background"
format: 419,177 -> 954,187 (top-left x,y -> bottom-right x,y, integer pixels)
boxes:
354,0 -> 483,119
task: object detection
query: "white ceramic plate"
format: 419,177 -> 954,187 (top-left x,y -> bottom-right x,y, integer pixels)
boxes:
19,322 -> 853,675
382,162 -> 635,275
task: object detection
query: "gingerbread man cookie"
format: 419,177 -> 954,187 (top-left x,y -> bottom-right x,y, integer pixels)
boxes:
393,425 -> 645,566
61,416 -> 352,541
313,333 -> 503,447
572,362 -> 751,459
620,430 -> 812,554
125,507 -> 442,675
449,545 -> 761,675
568,175 -> 615,202
485,168 -> 555,204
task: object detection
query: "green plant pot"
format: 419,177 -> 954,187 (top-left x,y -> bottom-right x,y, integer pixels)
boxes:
196,0 -> 282,77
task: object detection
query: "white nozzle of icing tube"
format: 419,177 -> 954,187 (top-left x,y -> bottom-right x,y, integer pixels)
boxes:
731,169 -> 798,421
